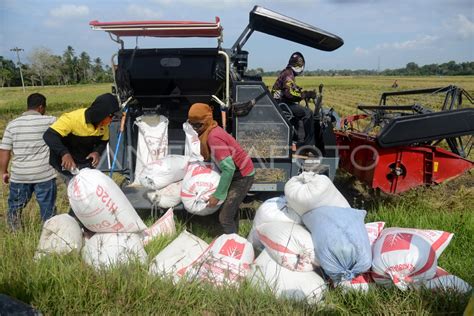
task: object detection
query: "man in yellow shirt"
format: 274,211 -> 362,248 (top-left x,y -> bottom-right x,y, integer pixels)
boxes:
43,93 -> 119,182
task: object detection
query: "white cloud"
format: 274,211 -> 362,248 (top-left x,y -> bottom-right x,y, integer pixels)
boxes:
354,47 -> 369,55
127,5 -> 163,19
50,5 -> 89,18
375,35 -> 438,50
447,14 -> 474,39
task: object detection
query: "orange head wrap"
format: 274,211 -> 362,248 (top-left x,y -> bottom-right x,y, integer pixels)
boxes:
188,103 -> 218,161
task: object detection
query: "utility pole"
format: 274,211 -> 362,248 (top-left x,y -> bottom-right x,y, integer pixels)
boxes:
10,47 -> 25,92
377,55 -> 381,74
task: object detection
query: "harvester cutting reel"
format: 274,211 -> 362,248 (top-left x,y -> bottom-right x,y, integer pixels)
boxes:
335,85 -> 474,194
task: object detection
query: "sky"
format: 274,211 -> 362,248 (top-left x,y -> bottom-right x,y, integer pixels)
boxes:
1,0 -> 473,71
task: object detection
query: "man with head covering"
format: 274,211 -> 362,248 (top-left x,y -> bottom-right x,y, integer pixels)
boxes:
188,103 -> 254,234
271,52 -> 316,151
43,93 -> 120,183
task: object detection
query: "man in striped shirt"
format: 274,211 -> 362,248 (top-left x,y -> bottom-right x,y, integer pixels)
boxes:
0,93 -> 57,230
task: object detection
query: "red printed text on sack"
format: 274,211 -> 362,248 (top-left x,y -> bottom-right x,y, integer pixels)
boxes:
386,263 -> 415,274
88,219 -> 112,231
111,222 -> 125,231
96,185 -> 119,214
191,166 -> 212,177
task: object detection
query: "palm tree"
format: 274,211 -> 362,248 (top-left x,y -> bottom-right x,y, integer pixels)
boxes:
79,51 -> 91,83
62,45 -> 78,84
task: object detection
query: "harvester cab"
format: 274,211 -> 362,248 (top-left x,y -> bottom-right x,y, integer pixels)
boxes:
91,5 -> 344,211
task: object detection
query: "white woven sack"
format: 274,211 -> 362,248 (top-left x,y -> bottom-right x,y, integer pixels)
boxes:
133,116 -> 169,183
183,121 -> 203,162
284,172 -> 350,215
372,227 -> 453,290
34,214 -> 83,259
68,168 -> 146,233
138,155 -> 189,190
185,233 -> 254,287
365,222 -> 386,247
142,208 -> 176,245
419,267 -> 472,294
149,230 -> 209,281
147,181 -> 182,209
82,233 -> 147,269
181,163 -> 222,215
247,196 -> 302,251
255,222 -> 317,271
248,249 -> 327,304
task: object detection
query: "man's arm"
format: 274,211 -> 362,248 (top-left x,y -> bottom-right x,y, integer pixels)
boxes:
43,127 -> 77,171
43,128 -> 69,157
283,77 -> 303,103
0,149 -> 11,184
212,156 -> 236,201
84,139 -> 108,168
93,140 -> 108,156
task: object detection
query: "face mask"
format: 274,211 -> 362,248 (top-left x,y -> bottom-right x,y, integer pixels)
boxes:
292,65 -> 304,75
187,120 -> 204,133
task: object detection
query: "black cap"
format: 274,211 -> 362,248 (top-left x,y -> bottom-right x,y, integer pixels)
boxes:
85,93 -> 120,125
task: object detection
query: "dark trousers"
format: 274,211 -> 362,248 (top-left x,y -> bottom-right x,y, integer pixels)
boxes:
7,179 -> 57,230
218,174 -> 254,234
288,103 -> 315,147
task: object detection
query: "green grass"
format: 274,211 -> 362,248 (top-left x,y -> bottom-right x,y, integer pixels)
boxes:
0,77 -> 473,314
0,83 -> 112,122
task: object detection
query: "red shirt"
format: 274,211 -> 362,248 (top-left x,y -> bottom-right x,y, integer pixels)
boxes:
207,126 -> 254,176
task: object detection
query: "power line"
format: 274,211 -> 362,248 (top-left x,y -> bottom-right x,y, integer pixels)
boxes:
10,47 -> 26,92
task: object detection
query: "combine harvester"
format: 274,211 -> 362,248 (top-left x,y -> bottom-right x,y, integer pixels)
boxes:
335,85 -> 474,194
91,6 -> 344,211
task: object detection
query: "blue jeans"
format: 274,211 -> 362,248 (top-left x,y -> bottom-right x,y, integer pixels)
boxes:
7,179 -> 57,229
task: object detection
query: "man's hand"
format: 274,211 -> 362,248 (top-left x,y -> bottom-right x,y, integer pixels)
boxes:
61,153 -> 77,171
301,90 -> 317,100
207,195 -> 220,208
2,172 -> 9,184
86,152 -> 101,168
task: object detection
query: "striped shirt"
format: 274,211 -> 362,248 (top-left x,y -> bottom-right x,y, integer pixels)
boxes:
0,110 -> 57,183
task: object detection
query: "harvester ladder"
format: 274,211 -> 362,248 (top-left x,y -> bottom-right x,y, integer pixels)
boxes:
424,151 -> 434,185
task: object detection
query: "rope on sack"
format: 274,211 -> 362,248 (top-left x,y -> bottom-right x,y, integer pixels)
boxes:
150,191 -> 165,220
190,191 -> 205,214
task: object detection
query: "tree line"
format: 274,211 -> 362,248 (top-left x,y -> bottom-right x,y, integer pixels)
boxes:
2,48 -> 473,88
247,61 -> 474,77
1,46 -> 113,88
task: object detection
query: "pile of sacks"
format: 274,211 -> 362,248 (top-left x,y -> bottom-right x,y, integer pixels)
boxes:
35,168 -> 176,269
137,156 -> 223,215
34,119 -> 223,269
149,232 -> 254,287
246,171 -> 472,303
35,168 -> 254,284
35,168 -> 472,304
134,119 -> 223,215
